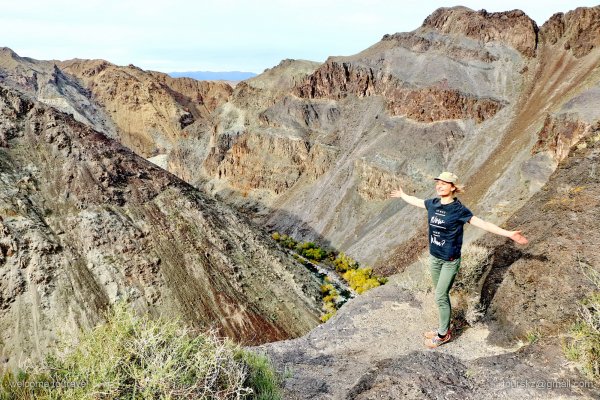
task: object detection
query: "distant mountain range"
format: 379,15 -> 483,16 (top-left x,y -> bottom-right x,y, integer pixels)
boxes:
168,71 -> 257,81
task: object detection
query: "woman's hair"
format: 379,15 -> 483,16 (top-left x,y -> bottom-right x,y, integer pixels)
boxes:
452,184 -> 465,195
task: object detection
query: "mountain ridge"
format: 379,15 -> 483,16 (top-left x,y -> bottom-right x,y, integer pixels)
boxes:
168,71 -> 258,81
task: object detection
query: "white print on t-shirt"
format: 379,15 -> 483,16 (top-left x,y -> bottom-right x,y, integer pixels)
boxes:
430,215 -> 447,229
431,215 -> 445,225
429,210 -> 446,230
431,235 -> 446,247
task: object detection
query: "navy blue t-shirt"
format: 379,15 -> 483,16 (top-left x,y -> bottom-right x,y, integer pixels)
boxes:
424,198 -> 473,261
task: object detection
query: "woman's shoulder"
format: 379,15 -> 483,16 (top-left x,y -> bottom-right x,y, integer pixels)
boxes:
453,198 -> 473,213
424,197 -> 440,208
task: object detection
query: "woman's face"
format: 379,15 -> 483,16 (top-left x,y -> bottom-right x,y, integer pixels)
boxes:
435,180 -> 455,197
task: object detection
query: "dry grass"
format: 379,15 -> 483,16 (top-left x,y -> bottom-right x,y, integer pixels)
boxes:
452,244 -> 491,325
454,244 -> 491,292
0,303 -> 281,399
563,258 -> 600,380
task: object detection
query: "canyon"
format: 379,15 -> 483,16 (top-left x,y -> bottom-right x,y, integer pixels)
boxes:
1,4 -> 600,399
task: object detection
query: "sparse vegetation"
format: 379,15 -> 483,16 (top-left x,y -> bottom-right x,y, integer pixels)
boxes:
295,242 -> 328,262
448,244 -> 492,325
0,303 -> 282,399
332,252 -> 359,273
525,329 -> 541,345
320,282 -> 338,322
453,244 -> 491,292
331,252 -> 387,293
274,234 -> 298,250
563,258 -> 600,381
270,233 -> 388,321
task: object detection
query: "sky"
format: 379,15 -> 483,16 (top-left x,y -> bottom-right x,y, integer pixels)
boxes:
1,1 -> 598,73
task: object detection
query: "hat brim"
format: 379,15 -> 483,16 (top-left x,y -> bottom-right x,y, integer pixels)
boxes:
434,178 -> 455,184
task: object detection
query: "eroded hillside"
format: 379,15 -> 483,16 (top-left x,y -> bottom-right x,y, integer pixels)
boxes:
0,85 -> 321,367
58,59 -> 233,172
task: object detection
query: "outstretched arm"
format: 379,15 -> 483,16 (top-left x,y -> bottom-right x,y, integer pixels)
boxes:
389,186 -> 425,209
469,216 -> 528,245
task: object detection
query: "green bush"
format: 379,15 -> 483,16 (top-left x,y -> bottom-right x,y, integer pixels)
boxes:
289,242 -> 327,262
302,248 -> 327,262
295,242 -> 316,251
279,235 -> 297,249
273,235 -> 330,263
235,351 -> 282,400
0,303 -> 282,399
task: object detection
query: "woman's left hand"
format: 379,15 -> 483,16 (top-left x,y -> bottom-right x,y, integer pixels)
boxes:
508,230 -> 528,245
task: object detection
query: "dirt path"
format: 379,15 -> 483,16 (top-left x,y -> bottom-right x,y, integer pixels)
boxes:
260,272 -> 599,399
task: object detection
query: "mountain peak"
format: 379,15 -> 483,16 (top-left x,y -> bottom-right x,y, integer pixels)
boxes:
0,47 -> 18,57
421,6 -> 538,57
540,5 -> 600,57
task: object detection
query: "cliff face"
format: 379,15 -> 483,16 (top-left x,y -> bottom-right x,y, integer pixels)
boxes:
540,6 -> 600,57
0,85 -> 320,367
421,7 -> 539,57
0,47 -> 117,138
58,59 -> 233,158
479,129 -> 600,344
294,61 -> 505,123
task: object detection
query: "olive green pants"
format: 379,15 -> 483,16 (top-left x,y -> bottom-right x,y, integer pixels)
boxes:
429,255 -> 461,336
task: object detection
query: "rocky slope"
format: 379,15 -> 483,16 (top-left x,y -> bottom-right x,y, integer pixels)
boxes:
259,122 -> 600,400
57,59 -> 233,172
0,47 -> 117,138
0,84 -> 321,368
478,128 -> 600,344
202,6 -> 600,274
260,278 -> 600,399
30,8 -> 598,274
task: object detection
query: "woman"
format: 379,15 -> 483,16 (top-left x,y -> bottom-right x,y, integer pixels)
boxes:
389,171 -> 528,348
